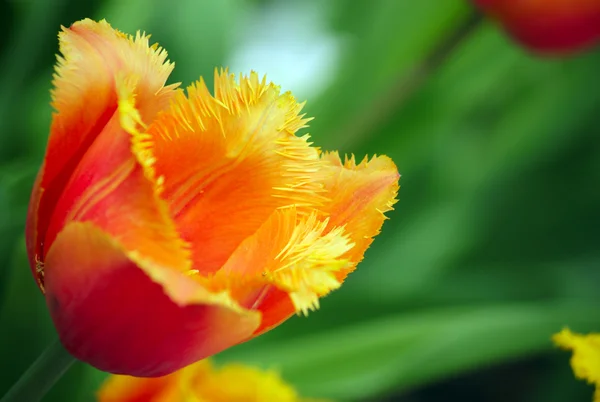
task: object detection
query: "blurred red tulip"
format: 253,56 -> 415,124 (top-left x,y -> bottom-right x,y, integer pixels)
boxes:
474,0 -> 600,54
25,19 -> 399,377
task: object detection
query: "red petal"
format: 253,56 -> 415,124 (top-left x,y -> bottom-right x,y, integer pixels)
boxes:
474,0 -> 600,54
44,111 -> 190,279
44,222 -> 260,377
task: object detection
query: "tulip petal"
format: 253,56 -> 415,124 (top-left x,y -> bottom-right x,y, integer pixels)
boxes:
214,207 -> 353,331
97,373 -> 172,402
99,359 -> 329,402
476,0 -> 600,54
248,287 -> 297,336
25,170 -> 45,290
191,361 -> 303,402
320,152 -> 400,271
553,328 -> 600,400
138,70 -> 330,275
44,84 -> 192,284
28,19 -> 178,290
44,222 -> 260,376
205,153 -> 399,332
47,19 -> 175,185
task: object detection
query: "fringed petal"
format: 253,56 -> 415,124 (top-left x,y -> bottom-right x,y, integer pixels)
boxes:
140,70 -> 330,275
28,19 -> 177,290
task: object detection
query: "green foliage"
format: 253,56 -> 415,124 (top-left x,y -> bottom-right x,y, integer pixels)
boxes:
0,0 -> 598,401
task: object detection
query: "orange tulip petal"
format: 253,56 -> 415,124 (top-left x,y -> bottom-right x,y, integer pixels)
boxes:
47,18 -> 175,186
249,287 -> 296,337
139,70 -> 329,275
203,152 -> 399,331
97,360 -> 215,402
193,362 -> 300,402
320,152 -> 399,272
97,374 -> 172,402
99,359 -> 329,402
44,222 -> 260,376
28,19 -> 177,290
214,207 -> 353,328
43,84 -> 191,282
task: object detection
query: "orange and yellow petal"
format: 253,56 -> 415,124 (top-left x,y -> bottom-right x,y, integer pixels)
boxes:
45,222 -> 260,376
200,152 -> 398,330
97,374 -> 172,402
28,19 -> 177,290
140,70 -> 329,275
98,359 -> 331,402
46,18 -> 175,186
44,108 -> 191,283
319,152 -> 399,272
247,287 -> 297,337
192,362 -> 300,402
553,328 -> 600,401
207,207 -> 353,335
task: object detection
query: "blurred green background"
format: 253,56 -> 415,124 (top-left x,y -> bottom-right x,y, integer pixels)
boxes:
0,0 -> 599,401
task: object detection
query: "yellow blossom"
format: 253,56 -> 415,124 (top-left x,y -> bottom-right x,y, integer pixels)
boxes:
97,358 -> 331,402
553,328 -> 600,402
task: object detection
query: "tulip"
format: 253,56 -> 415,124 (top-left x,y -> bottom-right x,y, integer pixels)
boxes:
473,0 -> 600,54
25,19 -> 399,377
553,329 -> 600,401
97,358 -> 330,402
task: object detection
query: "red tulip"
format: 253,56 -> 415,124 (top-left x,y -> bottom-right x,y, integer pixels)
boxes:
25,19 -> 399,377
474,0 -> 600,54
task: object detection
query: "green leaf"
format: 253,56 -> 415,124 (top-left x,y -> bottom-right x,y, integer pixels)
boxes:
219,303 -> 599,401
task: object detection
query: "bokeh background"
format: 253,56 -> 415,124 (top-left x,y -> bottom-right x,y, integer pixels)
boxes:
0,0 -> 599,401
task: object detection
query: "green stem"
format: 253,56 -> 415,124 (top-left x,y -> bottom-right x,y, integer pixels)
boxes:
332,10 -> 485,150
0,339 -> 75,402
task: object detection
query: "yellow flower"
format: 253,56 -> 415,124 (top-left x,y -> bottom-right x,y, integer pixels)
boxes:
553,328 -> 600,401
97,359 -> 330,402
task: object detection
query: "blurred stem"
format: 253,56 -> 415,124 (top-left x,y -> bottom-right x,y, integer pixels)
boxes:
338,11 -> 486,149
0,339 -> 75,402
